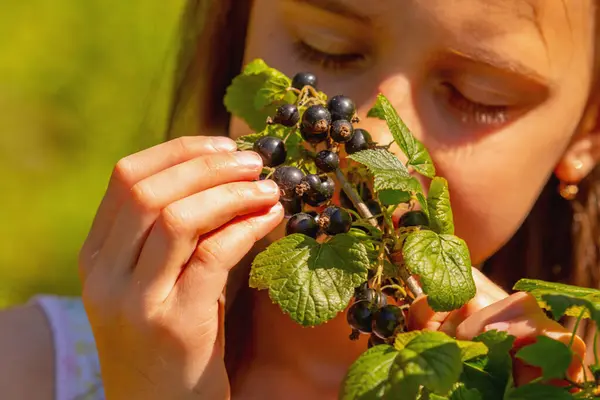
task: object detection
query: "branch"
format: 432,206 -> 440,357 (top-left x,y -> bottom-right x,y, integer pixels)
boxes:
334,168 -> 424,300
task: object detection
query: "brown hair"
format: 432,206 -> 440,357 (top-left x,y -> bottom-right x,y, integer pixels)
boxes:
165,0 -> 600,374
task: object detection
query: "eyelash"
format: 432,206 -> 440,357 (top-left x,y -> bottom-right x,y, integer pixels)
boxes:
292,40 -> 366,71
442,83 -> 509,126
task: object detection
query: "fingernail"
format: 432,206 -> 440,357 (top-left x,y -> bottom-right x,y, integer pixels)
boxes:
212,137 -> 237,151
255,179 -> 279,195
234,151 -> 263,167
484,321 -> 510,332
269,202 -> 284,214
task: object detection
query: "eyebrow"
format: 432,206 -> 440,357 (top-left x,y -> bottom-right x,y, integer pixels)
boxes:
447,46 -> 551,86
290,0 -> 370,23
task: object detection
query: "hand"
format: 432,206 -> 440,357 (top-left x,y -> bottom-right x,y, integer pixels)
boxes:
407,269 -> 587,386
78,136 -> 284,400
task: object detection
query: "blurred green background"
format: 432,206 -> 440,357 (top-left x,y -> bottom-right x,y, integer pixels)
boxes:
0,1 -> 186,307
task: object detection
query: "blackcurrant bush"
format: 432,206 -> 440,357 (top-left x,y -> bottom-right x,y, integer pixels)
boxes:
345,128 -> 372,154
372,305 -> 406,339
253,136 -> 287,167
301,105 -> 331,134
347,300 -> 374,333
300,125 -> 329,144
398,210 -> 429,228
273,104 -> 300,127
286,212 -> 319,238
280,197 -> 302,218
273,166 -> 305,200
291,72 -> 318,90
320,206 -> 352,235
367,333 -> 387,348
330,120 -> 354,143
327,95 -> 356,122
315,150 -> 339,173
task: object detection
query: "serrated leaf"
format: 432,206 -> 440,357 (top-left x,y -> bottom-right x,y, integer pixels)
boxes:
427,177 -> 454,235
224,59 -> 296,131
367,94 -> 435,178
513,279 -> 600,325
391,331 -> 463,395
340,345 -> 400,400
249,234 -> 369,326
505,383 -> 572,400
235,124 -> 304,164
348,149 -> 422,193
515,336 -> 572,380
402,231 -> 475,311
416,192 -> 430,219
457,340 -> 488,362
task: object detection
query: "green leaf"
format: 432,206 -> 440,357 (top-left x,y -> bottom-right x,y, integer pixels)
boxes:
340,345 -> 400,400
402,231 -> 475,311
457,340 -> 488,362
416,192 -> 430,219
391,331 -> 463,395
249,234 -> 369,326
427,177 -> 454,235
348,149 -> 422,193
513,279 -> 600,325
235,124 -> 304,163
379,189 -> 412,206
447,385 -> 482,400
505,383 -> 572,400
459,331 -> 515,400
224,59 -> 296,131
367,94 -> 435,178
515,336 -> 572,380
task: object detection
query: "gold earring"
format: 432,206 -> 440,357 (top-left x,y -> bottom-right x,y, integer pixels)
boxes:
558,181 -> 579,200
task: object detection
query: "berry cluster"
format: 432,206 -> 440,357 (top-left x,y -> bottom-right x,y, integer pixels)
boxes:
251,72 -> 379,240
347,281 -> 407,347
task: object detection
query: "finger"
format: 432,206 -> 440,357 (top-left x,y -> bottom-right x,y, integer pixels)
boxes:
171,202 -> 284,310
79,136 -> 237,277
455,292 -> 541,340
134,179 -> 280,301
484,317 -> 587,385
407,269 -> 509,334
95,150 -> 264,276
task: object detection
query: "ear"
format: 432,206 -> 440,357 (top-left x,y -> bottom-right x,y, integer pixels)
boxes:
554,103 -> 600,185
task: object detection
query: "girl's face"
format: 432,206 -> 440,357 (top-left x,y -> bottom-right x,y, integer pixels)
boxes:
230,0 -> 596,265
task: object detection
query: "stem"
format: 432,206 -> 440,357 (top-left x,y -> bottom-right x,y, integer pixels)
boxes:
594,329 -> 599,367
569,308 -> 586,349
334,168 -> 424,299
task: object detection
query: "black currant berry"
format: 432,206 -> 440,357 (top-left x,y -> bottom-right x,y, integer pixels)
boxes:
300,125 -> 329,144
273,104 -> 300,127
306,210 -> 320,224
327,95 -> 356,122
398,210 -> 429,228
315,150 -> 339,173
301,105 -> 332,135
280,197 -> 302,218
355,286 -> 387,308
301,174 -> 322,194
304,175 -> 335,207
330,120 -> 355,143
367,333 -> 387,349
320,206 -> 352,235
291,72 -> 318,90
347,300 -> 374,333
253,136 -> 287,167
345,128 -> 372,155
372,305 -> 406,339
273,166 -> 305,200
286,212 -> 319,238
258,172 -> 268,180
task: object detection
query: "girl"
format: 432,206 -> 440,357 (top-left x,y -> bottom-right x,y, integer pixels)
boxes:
1,0 -> 599,398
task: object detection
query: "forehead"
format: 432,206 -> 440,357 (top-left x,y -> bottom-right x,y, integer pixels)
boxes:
290,0 -> 595,79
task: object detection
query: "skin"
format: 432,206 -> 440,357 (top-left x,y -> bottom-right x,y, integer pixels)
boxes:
0,0 -> 598,398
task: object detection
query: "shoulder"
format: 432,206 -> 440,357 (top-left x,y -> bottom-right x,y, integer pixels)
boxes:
0,302 -> 54,400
